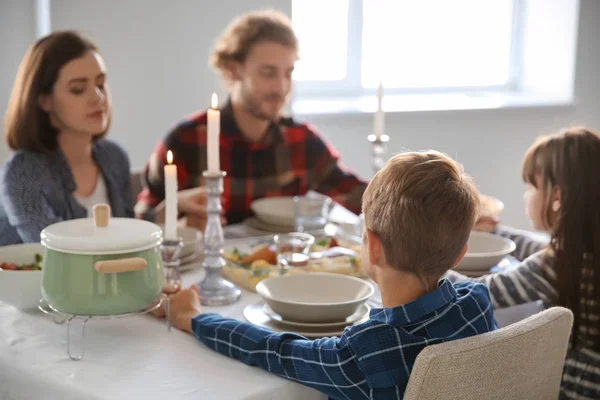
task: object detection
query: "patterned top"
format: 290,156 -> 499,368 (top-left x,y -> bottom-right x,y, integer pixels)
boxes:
0,140 -> 133,244
447,226 -> 600,400
191,279 -> 496,399
135,100 -> 368,224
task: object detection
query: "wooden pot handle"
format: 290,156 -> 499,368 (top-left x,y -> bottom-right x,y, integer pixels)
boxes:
93,204 -> 111,227
94,257 -> 147,274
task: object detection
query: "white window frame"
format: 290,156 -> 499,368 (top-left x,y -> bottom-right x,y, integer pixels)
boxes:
293,0 -> 525,99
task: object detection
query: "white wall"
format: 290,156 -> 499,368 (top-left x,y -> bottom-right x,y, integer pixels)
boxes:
0,0 -> 36,162
49,0 -> 291,170
304,0 -> 600,230
1,0 -> 599,229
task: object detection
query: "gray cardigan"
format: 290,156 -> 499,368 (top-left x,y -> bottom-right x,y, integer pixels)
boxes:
0,140 -> 134,244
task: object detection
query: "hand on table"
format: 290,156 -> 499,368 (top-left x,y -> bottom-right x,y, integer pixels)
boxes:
155,187 -> 227,231
179,187 -> 228,231
473,215 -> 499,233
152,285 -> 202,333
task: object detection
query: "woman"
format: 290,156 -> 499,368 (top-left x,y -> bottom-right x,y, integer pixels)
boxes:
0,31 -> 133,244
450,127 -> 600,399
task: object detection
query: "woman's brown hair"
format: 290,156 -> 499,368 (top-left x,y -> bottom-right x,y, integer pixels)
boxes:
4,30 -> 108,153
522,127 -> 600,350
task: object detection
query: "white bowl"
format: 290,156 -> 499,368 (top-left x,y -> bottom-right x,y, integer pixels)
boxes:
256,273 -> 374,323
159,226 -> 203,258
456,232 -> 516,271
250,196 -> 295,227
0,243 -> 44,310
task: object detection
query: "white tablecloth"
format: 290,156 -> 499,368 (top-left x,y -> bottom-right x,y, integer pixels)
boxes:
0,264 -> 327,400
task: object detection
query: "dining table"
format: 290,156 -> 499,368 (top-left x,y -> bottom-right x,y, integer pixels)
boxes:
0,219 -> 533,400
0,221 -> 371,400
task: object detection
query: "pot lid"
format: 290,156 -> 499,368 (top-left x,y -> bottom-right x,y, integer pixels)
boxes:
40,204 -> 162,254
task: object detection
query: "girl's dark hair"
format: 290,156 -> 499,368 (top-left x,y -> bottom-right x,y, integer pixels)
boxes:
523,127 -> 600,350
4,30 -> 108,153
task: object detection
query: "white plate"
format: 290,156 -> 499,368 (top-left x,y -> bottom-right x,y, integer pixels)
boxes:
159,225 -> 203,258
243,303 -> 369,338
178,252 -> 204,272
453,268 -> 493,278
454,256 -> 517,277
256,273 -> 374,323
250,196 -> 295,227
243,216 -> 296,233
250,194 -> 360,230
262,303 -> 370,328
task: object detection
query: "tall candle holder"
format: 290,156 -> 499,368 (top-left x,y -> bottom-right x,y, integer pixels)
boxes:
196,171 -> 241,306
367,134 -> 390,174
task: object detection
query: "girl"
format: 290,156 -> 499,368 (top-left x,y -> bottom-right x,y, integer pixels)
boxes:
451,127 -> 600,399
0,31 -> 133,244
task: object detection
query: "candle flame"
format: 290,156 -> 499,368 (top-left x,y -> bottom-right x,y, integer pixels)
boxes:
167,150 -> 173,165
211,93 -> 218,109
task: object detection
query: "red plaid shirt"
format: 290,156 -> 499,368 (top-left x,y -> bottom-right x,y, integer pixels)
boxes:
136,100 -> 367,224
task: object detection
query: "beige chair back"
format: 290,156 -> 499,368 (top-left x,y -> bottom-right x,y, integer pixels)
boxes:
404,307 -> 573,400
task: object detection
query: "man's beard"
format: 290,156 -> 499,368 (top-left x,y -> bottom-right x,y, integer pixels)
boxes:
240,85 -> 283,122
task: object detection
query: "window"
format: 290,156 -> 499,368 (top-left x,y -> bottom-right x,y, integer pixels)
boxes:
292,0 -> 349,81
292,0 -> 519,96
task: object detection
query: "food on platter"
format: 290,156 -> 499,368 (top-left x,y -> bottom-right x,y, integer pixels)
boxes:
222,236 -> 365,292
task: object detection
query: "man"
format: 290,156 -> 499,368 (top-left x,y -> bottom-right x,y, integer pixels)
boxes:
135,10 -> 367,230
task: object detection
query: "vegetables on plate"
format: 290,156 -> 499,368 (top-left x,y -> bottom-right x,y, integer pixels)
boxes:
0,254 -> 43,271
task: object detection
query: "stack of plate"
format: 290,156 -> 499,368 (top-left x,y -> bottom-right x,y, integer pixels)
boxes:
244,273 -> 374,337
243,303 -> 370,337
247,196 -> 301,232
247,195 -> 360,233
159,225 -> 204,271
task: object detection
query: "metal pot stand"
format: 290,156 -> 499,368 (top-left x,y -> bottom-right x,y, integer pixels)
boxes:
38,294 -> 171,361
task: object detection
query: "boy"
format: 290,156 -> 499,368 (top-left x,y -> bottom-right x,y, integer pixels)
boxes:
159,151 -> 496,399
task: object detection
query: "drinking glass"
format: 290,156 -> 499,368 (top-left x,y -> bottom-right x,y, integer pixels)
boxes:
273,232 -> 315,274
293,194 -> 332,232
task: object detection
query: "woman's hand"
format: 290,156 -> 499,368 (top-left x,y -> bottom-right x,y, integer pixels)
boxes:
154,187 -> 226,231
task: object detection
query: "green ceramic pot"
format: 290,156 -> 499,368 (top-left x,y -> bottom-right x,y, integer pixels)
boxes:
40,204 -> 164,316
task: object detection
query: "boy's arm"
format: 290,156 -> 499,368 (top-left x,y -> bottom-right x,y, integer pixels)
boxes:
191,313 -> 370,399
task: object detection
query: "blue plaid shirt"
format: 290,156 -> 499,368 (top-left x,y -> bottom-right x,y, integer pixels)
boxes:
191,279 -> 496,399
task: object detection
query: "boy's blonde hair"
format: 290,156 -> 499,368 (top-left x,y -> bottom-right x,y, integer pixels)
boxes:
362,151 -> 479,281
210,10 -> 298,83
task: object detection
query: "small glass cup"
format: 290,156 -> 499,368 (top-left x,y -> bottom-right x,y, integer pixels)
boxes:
161,239 -> 183,294
273,232 -> 315,274
293,193 -> 332,233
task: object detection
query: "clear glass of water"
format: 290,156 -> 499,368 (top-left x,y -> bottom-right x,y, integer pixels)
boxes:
293,194 -> 332,233
273,232 -> 315,274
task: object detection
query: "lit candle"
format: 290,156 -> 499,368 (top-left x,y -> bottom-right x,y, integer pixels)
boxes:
374,83 -> 385,139
164,150 -> 178,240
207,93 -> 220,174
